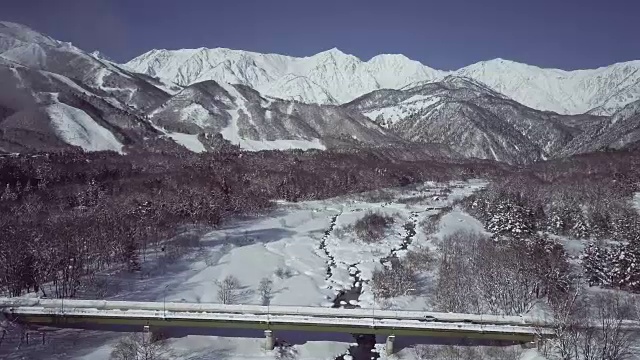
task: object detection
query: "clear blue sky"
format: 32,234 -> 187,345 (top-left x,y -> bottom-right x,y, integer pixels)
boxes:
4,0 -> 639,70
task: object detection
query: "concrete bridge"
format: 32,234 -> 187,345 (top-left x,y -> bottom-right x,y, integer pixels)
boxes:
1,297 -> 552,355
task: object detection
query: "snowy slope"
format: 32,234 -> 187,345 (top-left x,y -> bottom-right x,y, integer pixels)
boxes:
0,62 -> 167,154
559,99 -> 640,155
165,132 -> 206,153
456,58 -> 640,115
148,80 -> 395,152
44,103 -> 124,153
0,21 -> 171,113
3,20 -> 639,158
345,76 -> 592,164
126,47 -> 640,115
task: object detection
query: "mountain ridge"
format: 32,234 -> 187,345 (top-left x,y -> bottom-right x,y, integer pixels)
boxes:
1,20 -> 639,165
0,22 -> 411,156
344,75 -> 606,164
126,47 -> 640,116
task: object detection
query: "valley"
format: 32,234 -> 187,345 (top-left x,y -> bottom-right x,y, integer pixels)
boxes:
1,180 -> 499,360
1,12 -> 640,360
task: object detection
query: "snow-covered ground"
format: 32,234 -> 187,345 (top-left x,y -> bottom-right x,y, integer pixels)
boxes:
1,179 -> 544,360
231,138 -> 326,152
45,103 -> 125,154
165,132 -> 206,153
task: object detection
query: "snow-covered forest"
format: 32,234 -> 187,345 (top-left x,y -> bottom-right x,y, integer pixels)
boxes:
0,149 -> 639,359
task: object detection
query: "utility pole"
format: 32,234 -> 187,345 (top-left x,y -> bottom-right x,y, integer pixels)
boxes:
162,285 -> 170,320
372,291 -> 375,328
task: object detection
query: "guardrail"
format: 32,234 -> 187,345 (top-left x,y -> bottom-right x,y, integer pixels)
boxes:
0,297 -> 543,327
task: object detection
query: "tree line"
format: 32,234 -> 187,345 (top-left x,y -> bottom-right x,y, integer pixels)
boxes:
461,151 -> 640,293
0,148 -> 502,298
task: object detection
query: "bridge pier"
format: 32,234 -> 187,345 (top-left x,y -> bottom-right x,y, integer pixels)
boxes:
520,336 -> 541,350
264,330 -> 274,350
142,325 -> 166,343
143,325 -> 151,343
385,334 -> 395,355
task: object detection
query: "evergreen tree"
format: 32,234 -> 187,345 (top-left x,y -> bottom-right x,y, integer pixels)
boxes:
581,243 -> 611,287
581,242 -> 640,293
124,240 -> 141,272
0,184 -> 17,202
569,212 -> 590,239
23,180 -> 33,193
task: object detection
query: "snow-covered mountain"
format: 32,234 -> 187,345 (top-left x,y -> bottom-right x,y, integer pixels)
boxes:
559,100 -> 640,156
2,20 -> 640,163
457,58 -> 640,116
345,76 -> 605,164
0,21 -> 178,153
148,80 -> 398,152
125,48 -> 443,105
0,22 -> 401,154
126,48 -> 640,116
0,61 -> 165,153
0,22 -> 171,113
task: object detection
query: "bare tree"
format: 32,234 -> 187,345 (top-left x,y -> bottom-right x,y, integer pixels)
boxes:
258,277 -> 273,306
0,312 -> 10,348
371,259 -> 417,299
545,290 -> 639,360
420,213 -> 442,235
214,275 -> 243,305
405,246 -> 435,272
353,211 -> 394,243
592,292 -> 638,360
434,230 -> 571,316
434,231 -> 481,313
274,267 -> 293,279
540,287 -> 585,360
110,332 -> 173,360
275,342 -> 298,360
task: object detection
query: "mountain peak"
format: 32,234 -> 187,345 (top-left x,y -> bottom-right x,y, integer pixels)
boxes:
465,58 -> 569,75
0,21 -> 59,47
0,21 -> 33,32
321,47 -> 346,54
125,45 -> 640,115
488,57 -> 512,63
90,50 -> 113,62
368,53 -> 412,62
365,54 -> 442,73
313,47 -> 353,59
474,58 -> 527,68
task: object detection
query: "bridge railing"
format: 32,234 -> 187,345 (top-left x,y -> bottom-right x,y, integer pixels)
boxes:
0,297 -> 541,327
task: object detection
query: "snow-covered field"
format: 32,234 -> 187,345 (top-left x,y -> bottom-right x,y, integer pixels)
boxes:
2,179 -> 543,360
